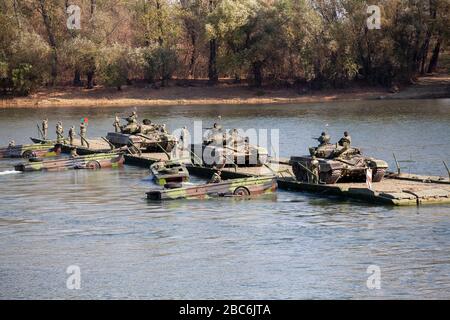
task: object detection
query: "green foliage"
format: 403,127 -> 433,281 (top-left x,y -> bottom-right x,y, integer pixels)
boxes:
11,63 -> 35,96
98,44 -> 130,90
1,0 -> 448,94
60,37 -> 98,76
143,46 -> 178,84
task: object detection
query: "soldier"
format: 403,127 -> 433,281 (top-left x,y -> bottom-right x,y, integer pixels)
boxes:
229,128 -> 239,149
69,146 -> 78,158
338,131 -> 352,148
42,119 -> 48,140
317,131 -> 331,146
208,169 -> 222,184
180,126 -> 189,150
207,122 -> 223,145
8,140 -> 15,148
80,121 -> 87,146
68,126 -> 76,145
56,122 -> 64,144
126,111 -> 138,124
113,116 -> 121,133
309,155 -> 320,184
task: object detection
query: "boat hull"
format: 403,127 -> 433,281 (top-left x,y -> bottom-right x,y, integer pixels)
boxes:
0,143 -> 58,159
147,176 -> 277,200
14,153 -> 124,172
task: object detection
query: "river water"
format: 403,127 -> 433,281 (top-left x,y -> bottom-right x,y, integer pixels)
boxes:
0,99 -> 449,299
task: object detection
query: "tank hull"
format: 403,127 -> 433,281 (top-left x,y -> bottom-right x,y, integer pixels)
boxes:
190,144 -> 268,167
106,132 -> 176,153
290,153 -> 388,184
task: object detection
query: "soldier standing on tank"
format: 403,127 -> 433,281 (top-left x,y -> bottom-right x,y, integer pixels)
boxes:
56,122 -> 64,144
113,116 -> 121,133
80,121 -> 87,146
68,126 -> 76,145
180,126 -> 189,150
317,132 -> 330,147
42,119 -> 48,140
309,155 -> 320,184
338,131 -> 352,148
127,111 -> 138,124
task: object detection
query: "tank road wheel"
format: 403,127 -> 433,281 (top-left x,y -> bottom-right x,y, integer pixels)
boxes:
22,150 -> 35,159
320,170 -> 342,184
372,168 -> 386,182
86,160 -> 101,170
292,162 -> 308,182
233,187 -> 250,197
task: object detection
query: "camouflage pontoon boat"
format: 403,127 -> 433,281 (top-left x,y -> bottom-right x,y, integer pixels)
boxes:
146,176 -> 277,200
150,160 -> 190,186
0,143 -> 60,159
14,153 -> 124,172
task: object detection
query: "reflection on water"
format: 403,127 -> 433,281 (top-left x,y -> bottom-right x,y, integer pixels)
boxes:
0,100 -> 449,299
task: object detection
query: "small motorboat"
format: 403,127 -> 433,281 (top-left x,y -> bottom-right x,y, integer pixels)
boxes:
14,153 -> 124,172
150,160 -> 190,186
146,176 -> 277,200
0,143 -> 60,159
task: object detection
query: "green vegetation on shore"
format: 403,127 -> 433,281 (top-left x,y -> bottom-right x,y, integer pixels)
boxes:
0,0 -> 448,97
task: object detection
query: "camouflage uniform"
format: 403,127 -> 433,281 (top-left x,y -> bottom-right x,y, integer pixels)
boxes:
42,119 -> 48,140
68,126 -> 76,145
180,126 -> 189,150
113,116 -> 121,133
338,132 -> 351,148
56,122 -> 64,144
127,112 -> 138,124
80,122 -> 87,146
209,171 -> 222,184
309,156 -> 320,184
317,132 -> 330,146
70,147 -> 78,158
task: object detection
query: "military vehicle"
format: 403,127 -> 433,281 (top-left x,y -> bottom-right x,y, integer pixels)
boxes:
191,125 -> 268,167
14,153 -> 124,172
106,119 -> 177,153
150,160 -> 190,186
146,176 -> 277,200
0,143 -> 60,159
290,143 -> 388,184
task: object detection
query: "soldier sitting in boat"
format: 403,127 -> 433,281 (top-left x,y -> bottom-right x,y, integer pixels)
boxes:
208,169 -> 222,184
69,146 -> 79,158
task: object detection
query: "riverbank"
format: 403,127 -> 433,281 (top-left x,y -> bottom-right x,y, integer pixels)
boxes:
1,74 -> 449,108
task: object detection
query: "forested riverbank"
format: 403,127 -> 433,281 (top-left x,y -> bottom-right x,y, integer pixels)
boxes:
1,0 -> 448,101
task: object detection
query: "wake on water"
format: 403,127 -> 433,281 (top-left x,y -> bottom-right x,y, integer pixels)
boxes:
0,170 -> 21,176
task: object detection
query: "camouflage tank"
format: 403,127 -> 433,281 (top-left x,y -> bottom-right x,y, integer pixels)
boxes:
290,143 -> 388,184
190,125 -> 268,167
106,119 -> 177,153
